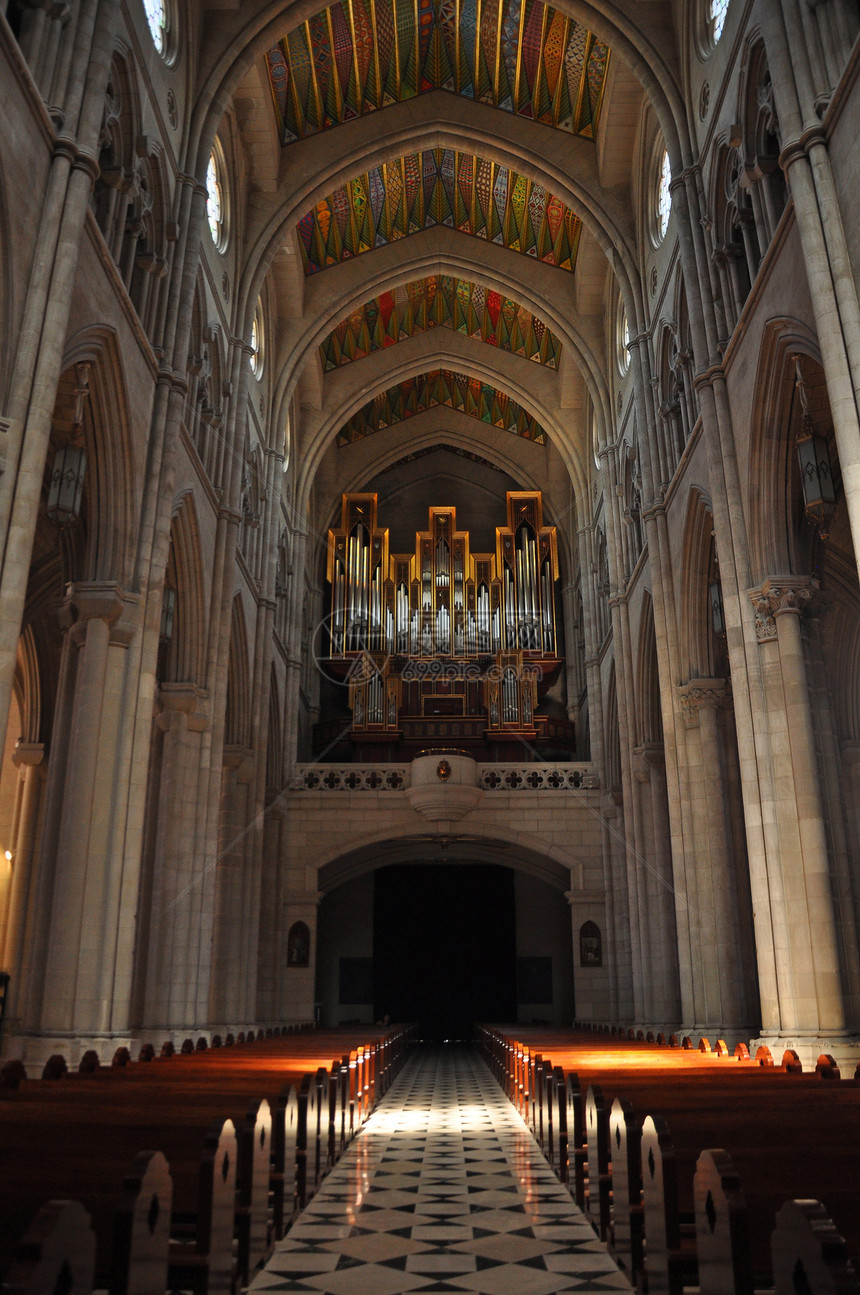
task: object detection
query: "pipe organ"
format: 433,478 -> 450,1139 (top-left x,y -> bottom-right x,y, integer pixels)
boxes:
324,493 -> 572,758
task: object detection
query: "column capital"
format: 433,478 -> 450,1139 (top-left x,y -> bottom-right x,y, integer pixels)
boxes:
60,582 -> 139,646
748,576 -> 818,642
222,745 -> 256,783
155,682 -> 209,731
678,677 -> 730,727
12,741 -> 44,769
632,742 -> 664,781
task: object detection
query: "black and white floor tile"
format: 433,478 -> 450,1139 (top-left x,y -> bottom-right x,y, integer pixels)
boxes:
251,1046 -> 630,1295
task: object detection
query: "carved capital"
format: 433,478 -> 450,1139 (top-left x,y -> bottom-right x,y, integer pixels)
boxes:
748,577 -> 817,643
678,678 -> 729,727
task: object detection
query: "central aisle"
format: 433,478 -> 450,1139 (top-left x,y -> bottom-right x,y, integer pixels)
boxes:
252,1045 -> 629,1294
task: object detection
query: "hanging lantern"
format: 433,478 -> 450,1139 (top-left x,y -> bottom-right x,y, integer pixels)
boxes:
47,361 -> 89,529
709,579 -> 726,637
46,442 -> 86,527
160,586 -> 177,642
794,356 -> 836,541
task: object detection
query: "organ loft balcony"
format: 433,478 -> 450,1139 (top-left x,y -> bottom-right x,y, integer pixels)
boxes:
312,492 -> 579,763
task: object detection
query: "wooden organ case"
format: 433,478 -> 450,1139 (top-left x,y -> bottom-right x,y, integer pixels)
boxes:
321,493 -> 575,760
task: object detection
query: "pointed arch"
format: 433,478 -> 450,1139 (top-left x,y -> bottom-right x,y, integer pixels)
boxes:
225,596 -> 252,749
679,487 -> 721,682
747,318 -> 824,583
56,330 -> 138,587
635,592 -> 662,747
266,666 -> 283,794
163,490 -> 207,686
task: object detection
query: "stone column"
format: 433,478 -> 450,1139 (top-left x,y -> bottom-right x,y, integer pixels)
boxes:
257,804 -> 286,1024
0,0 -> 121,743
757,2 -> 860,578
0,743 -> 44,1032
39,583 -> 136,1041
210,745 -> 255,1029
749,578 -> 845,1035
143,683 -> 209,1035
633,744 -> 681,1029
678,680 -> 747,1033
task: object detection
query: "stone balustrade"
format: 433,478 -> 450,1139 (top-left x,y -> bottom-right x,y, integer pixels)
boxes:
292,763 -> 597,791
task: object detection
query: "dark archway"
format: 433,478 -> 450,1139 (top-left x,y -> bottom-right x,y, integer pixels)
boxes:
373,864 -> 516,1039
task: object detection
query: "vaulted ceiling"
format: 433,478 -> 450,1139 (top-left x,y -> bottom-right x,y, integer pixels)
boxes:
264,0 -> 610,143
224,0 -> 645,514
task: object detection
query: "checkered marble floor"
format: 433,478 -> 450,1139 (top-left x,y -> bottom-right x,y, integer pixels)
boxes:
251,1045 -> 630,1294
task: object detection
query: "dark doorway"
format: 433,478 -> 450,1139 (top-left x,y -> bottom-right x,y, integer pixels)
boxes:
373,863 -> 517,1038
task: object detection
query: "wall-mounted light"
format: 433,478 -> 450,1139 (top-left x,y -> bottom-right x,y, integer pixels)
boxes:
160,586 -> 177,643
709,579 -> 726,637
46,362 -> 89,528
794,356 -> 836,541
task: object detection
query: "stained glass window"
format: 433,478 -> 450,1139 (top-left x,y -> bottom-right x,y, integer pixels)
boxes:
250,305 -> 264,376
711,0 -> 729,43
616,302 -> 630,375
657,149 -> 671,241
143,0 -> 165,54
206,151 -> 223,248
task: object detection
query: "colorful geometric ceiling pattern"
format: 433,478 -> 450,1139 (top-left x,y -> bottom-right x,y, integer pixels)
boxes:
298,149 -> 581,275
336,369 -> 547,446
265,0 -> 609,144
321,276 -> 561,371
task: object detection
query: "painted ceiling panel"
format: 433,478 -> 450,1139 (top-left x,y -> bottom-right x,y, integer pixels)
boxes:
298,149 -> 581,274
321,276 -> 562,370
265,0 -> 609,143
336,369 -> 547,445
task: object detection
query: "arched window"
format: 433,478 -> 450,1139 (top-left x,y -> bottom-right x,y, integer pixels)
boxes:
616,299 -> 630,376
710,0 -> 729,44
250,301 -> 264,377
142,0 -> 175,61
655,148 -> 672,243
206,144 -> 228,251
580,921 -> 602,967
287,921 -> 310,967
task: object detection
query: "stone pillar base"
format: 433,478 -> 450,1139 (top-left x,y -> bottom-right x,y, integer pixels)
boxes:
750,1033 -> 860,1072
4,1030 -> 137,1076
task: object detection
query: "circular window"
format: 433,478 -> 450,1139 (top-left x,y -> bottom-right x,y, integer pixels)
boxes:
653,147 -> 672,245
206,144 -> 228,251
250,303 -> 264,377
142,0 -> 175,61
616,300 -> 630,376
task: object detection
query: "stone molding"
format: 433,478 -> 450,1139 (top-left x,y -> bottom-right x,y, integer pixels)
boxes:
678,678 -> 730,728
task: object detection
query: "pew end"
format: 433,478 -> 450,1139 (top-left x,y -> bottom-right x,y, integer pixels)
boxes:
109,1151 -> 172,1295
693,1148 -> 753,1295
771,1200 -> 860,1295
2,1201 -> 95,1295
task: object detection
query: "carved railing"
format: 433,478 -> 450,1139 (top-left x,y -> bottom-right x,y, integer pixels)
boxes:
477,764 -> 597,790
292,763 -> 597,791
294,765 -> 411,791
